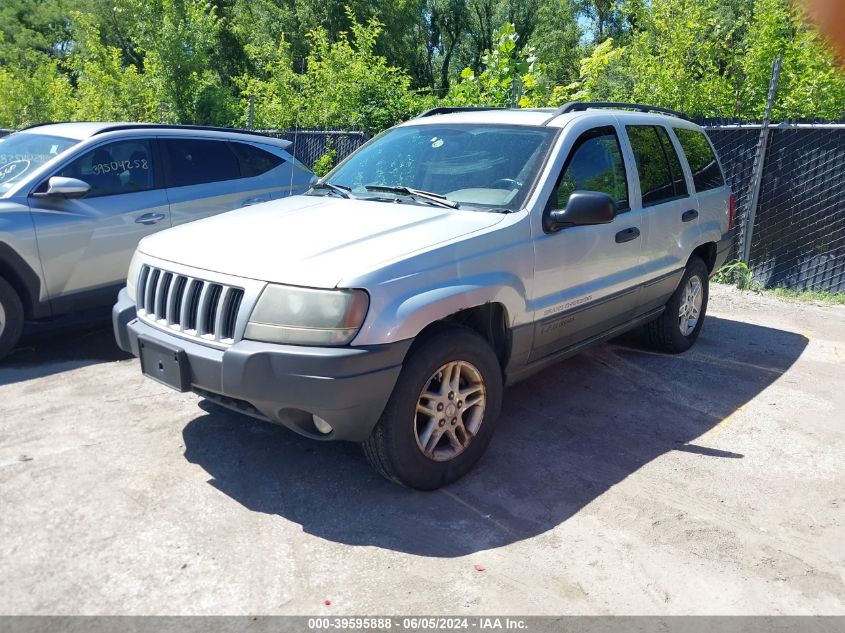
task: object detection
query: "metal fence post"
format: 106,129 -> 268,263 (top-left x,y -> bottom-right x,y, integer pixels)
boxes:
741,55 -> 782,263
247,95 -> 255,130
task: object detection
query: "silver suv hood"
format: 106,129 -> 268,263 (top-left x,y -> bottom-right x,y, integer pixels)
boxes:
138,194 -> 505,288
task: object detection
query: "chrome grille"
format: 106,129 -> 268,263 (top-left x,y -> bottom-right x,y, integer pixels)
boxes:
137,265 -> 244,343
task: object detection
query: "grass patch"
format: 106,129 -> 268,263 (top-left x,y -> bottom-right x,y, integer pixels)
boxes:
713,260 -> 845,304
767,287 -> 845,305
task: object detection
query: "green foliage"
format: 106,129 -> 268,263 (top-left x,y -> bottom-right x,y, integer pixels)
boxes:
67,12 -> 156,122
713,260 -> 763,291
312,139 -> 338,177
446,22 -> 547,107
0,52 -> 74,127
238,11 -> 419,132
768,288 -> 845,305
297,12 -> 419,131
0,0 -> 843,131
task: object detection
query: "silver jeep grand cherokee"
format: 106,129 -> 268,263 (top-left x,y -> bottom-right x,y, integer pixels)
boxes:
0,122 -> 314,359
114,103 -> 736,489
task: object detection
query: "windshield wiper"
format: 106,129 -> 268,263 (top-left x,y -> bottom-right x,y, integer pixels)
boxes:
364,185 -> 460,209
310,181 -> 351,198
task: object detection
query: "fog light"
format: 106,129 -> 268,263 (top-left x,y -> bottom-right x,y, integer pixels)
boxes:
313,415 -> 333,435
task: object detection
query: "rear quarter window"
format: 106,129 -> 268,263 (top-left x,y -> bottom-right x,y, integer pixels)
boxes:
674,128 -> 725,192
230,142 -> 284,178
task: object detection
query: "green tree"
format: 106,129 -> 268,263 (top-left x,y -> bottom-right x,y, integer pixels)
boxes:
68,13 -> 156,121
0,52 -> 74,127
446,22 -> 547,107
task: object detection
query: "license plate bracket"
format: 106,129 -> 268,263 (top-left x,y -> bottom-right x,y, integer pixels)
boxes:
138,336 -> 191,392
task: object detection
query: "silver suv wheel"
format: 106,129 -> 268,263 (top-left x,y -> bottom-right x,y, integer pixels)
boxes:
678,275 -> 703,336
414,360 -> 486,461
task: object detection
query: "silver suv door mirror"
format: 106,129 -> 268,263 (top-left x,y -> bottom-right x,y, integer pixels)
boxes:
547,190 -> 617,231
37,177 -> 91,199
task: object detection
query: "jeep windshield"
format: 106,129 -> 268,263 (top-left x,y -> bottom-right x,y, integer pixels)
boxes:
321,124 -> 558,212
0,133 -> 79,194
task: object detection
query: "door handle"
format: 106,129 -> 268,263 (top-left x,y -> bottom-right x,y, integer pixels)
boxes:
682,209 -> 699,222
135,212 -> 166,225
615,227 -> 640,244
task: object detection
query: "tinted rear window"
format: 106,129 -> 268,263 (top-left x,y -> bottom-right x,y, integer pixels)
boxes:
163,139 -> 241,188
674,128 -> 725,192
230,142 -> 284,178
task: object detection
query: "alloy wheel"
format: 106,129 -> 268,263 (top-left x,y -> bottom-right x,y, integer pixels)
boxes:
413,360 -> 487,461
678,275 -> 703,336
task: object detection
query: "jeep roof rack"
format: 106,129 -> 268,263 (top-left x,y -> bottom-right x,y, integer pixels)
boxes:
544,102 -> 689,124
416,106 -> 507,118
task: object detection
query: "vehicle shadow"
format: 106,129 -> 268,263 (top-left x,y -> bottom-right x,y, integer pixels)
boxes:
181,316 -> 808,557
0,309 -> 130,387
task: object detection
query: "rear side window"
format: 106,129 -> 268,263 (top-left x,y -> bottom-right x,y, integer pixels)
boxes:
656,127 -> 688,198
674,128 -> 725,192
551,126 -> 629,212
626,125 -> 687,206
230,142 -> 284,178
162,139 -> 241,188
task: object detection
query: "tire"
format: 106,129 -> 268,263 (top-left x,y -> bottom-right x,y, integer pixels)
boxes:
0,276 -> 24,361
645,256 -> 709,354
363,325 -> 503,490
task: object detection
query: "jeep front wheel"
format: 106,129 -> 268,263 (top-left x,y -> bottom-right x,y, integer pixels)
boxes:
363,325 -> 503,490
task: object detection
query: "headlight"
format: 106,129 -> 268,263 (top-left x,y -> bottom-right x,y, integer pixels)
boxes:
126,251 -> 142,303
245,285 -> 369,346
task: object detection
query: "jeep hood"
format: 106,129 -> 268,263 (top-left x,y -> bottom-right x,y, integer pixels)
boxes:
138,195 -> 505,288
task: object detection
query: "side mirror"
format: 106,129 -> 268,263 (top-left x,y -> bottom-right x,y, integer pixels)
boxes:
545,190 -> 617,232
35,177 -> 91,199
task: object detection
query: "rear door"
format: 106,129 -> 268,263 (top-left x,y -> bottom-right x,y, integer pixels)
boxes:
28,137 -> 170,307
623,124 -> 696,316
673,126 -> 729,240
160,137 -> 305,227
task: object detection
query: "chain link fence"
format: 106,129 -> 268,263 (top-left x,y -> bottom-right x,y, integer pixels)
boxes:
257,129 -> 369,169
705,123 -> 845,293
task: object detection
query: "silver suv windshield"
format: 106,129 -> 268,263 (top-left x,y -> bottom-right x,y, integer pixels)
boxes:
324,124 -> 558,212
0,133 -> 79,194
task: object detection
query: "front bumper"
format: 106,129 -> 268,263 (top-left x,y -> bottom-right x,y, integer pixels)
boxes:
113,288 -> 410,441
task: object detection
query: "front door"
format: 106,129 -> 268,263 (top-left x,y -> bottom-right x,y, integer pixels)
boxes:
28,138 -> 170,309
529,123 -> 644,362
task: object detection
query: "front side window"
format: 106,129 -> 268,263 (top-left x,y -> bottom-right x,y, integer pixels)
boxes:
325,124 -> 558,211
674,128 -> 725,192
550,126 -> 629,212
627,125 -> 687,206
54,139 -> 155,198
162,139 -> 241,188
0,133 -> 79,194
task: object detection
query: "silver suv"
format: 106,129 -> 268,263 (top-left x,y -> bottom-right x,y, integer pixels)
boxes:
0,123 -> 314,358
114,103 -> 735,489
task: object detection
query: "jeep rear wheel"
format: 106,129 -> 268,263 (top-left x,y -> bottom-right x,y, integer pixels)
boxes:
363,325 -> 503,490
645,256 -> 709,354
0,276 -> 24,361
